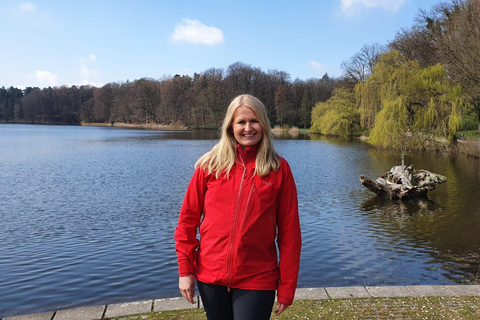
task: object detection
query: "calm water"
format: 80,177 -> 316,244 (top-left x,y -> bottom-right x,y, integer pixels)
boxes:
1,124 -> 479,317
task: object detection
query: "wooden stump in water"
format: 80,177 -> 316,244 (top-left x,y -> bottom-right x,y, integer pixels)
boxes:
360,165 -> 447,200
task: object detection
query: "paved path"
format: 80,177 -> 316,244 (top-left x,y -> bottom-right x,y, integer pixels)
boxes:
3,285 -> 480,320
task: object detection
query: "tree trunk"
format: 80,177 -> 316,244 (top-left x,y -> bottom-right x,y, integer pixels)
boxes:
360,165 -> 447,200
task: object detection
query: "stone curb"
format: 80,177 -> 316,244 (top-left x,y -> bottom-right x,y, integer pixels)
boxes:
3,285 -> 479,320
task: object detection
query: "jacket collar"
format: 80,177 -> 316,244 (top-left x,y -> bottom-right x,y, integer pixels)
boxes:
236,144 -> 259,163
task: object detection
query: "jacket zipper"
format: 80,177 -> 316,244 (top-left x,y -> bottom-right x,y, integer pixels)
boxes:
241,182 -> 255,231
226,156 -> 246,289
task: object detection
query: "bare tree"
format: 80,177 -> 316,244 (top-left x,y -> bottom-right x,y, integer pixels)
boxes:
419,0 -> 480,131
341,43 -> 385,83
389,26 -> 438,67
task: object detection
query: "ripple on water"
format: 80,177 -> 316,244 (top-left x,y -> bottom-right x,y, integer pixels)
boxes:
1,126 -> 479,318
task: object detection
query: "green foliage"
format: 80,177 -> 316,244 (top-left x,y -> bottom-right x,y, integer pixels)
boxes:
358,50 -> 469,149
457,130 -> 480,138
310,88 -> 360,136
460,102 -> 480,131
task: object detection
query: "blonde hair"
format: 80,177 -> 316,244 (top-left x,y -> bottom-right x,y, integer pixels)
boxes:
195,94 -> 280,177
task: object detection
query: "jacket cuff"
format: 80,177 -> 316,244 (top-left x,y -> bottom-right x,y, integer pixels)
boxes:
178,264 -> 195,276
277,294 -> 293,306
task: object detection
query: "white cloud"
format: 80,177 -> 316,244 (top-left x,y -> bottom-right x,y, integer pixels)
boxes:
80,65 -> 98,79
171,19 -> 224,45
36,70 -> 58,86
340,0 -> 405,16
80,54 -> 100,86
19,2 -> 36,11
310,61 -> 324,74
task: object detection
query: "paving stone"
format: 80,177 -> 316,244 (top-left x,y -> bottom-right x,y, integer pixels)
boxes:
365,286 -> 410,297
325,286 -> 370,299
3,312 -> 54,320
7,285 -> 480,320
53,305 -> 105,320
295,288 -> 329,300
405,285 -> 457,297
153,297 -> 198,311
104,300 -> 152,319
446,284 -> 480,296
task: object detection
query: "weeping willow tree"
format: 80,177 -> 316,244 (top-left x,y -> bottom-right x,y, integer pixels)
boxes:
357,50 -> 465,159
310,88 -> 361,136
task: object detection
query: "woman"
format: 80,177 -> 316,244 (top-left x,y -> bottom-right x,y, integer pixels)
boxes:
174,94 -> 301,320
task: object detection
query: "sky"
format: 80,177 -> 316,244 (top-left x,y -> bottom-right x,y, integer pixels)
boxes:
0,0 -> 442,89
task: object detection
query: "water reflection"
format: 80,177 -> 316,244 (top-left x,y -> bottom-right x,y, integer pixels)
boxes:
361,196 -> 441,216
360,193 -> 479,284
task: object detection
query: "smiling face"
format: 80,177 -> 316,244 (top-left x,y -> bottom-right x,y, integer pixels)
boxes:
231,106 -> 263,150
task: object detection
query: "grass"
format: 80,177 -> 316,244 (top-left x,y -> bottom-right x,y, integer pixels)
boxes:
457,130 -> 480,139
111,296 -> 480,320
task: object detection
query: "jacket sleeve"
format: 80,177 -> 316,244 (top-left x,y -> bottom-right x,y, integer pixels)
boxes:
276,159 -> 302,306
174,167 -> 207,276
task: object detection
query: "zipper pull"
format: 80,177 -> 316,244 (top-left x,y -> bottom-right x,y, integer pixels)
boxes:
227,286 -> 231,292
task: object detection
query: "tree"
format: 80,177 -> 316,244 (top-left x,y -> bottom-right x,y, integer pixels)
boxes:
159,75 -> 192,125
341,43 -> 385,84
393,0 -> 480,132
389,26 -> 438,67
274,85 -> 292,125
310,88 -> 360,136
364,50 -> 467,154
80,97 -> 95,123
0,87 -> 23,122
92,83 -> 120,123
200,68 -> 228,126
430,0 -> 480,132
132,78 -> 162,124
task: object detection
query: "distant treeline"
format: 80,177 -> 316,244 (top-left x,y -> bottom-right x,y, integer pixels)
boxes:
0,62 -> 338,128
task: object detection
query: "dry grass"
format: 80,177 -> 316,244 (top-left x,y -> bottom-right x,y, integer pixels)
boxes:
457,138 -> 480,158
111,296 -> 480,320
271,125 -> 300,138
271,125 -> 286,133
81,122 -> 187,131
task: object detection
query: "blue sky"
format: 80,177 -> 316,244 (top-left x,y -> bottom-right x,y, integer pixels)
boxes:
1,0 -> 441,89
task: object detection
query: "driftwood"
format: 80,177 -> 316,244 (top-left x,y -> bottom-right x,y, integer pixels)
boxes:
360,165 -> 447,200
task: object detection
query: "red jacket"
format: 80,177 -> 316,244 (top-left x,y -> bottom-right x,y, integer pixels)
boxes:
174,145 -> 301,305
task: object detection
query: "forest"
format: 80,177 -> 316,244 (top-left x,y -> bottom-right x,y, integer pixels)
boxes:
1,0 -> 479,148
0,63 -> 335,129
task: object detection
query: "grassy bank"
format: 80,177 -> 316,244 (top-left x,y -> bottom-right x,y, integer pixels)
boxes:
457,138 -> 480,158
111,296 -> 480,320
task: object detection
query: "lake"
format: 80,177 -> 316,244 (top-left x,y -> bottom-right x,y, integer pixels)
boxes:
1,124 -> 479,318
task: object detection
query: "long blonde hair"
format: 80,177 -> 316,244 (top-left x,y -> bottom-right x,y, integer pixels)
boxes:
195,94 -> 280,177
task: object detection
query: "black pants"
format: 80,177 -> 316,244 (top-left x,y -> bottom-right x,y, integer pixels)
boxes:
197,280 -> 275,320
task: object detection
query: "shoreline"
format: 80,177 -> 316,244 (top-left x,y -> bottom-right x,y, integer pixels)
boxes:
3,121 -> 479,157
3,284 -> 479,320
80,122 -> 190,131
